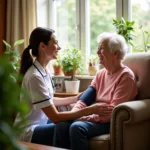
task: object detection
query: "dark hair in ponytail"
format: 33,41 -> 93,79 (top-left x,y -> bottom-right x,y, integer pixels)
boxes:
19,46 -> 32,75
20,27 -> 55,75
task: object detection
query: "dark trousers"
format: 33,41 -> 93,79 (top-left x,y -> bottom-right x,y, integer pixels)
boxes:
53,121 -> 110,150
31,123 -> 55,146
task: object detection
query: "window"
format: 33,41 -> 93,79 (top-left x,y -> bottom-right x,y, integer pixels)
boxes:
132,0 -> 150,51
90,0 -> 116,55
36,0 -> 48,27
37,0 -> 123,72
55,1 -> 76,49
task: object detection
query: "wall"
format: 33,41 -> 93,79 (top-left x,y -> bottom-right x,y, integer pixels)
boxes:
0,0 -> 7,55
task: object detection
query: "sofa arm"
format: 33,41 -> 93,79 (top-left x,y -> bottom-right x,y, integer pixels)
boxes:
110,99 -> 150,150
113,99 -> 150,124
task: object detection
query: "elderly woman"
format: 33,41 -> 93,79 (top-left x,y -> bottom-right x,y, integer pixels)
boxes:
53,32 -> 137,150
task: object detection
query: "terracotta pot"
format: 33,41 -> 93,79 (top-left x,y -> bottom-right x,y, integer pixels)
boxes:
63,70 -> 78,76
53,66 -> 63,75
64,71 -> 73,76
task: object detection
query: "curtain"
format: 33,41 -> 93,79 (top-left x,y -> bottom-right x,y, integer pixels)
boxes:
6,0 -> 37,53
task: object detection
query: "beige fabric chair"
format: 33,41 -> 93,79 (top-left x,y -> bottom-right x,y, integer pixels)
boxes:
89,52 -> 150,150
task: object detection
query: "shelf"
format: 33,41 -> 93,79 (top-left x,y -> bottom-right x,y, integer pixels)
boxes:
54,92 -> 81,97
52,74 -> 95,80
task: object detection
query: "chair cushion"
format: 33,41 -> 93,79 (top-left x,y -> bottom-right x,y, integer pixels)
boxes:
89,134 -> 110,150
123,53 -> 150,99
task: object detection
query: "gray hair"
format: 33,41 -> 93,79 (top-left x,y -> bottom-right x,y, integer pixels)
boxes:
97,32 -> 128,60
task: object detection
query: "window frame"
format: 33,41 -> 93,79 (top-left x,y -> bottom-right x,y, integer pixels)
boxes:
37,0 -> 131,70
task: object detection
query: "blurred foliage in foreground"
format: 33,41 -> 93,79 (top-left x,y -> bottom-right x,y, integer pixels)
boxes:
0,56 -> 28,150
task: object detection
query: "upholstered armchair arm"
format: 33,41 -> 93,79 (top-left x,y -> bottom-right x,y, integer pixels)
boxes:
110,99 -> 150,150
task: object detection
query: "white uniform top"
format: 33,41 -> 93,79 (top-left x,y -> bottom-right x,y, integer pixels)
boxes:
14,60 -> 55,142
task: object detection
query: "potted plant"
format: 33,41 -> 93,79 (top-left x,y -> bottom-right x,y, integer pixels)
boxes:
113,17 -> 135,47
88,54 -> 99,76
52,51 -> 63,75
61,47 -> 84,93
132,25 -> 150,52
113,18 -> 150,53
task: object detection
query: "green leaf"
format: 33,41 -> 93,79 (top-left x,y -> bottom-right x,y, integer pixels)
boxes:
130,21 -> 135,25
144,31 -> 149,35
14,39 -> 24,47
121,17 -> 126,23
127,27 -> 133,30
128,41 -> 134,47
139,49 -> 145,52
3,40 -> 11,50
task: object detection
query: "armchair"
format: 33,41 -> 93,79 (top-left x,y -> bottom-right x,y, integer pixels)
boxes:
89,53 -> 150,150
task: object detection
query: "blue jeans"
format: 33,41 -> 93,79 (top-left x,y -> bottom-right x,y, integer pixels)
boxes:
53,121 -> 110,150
31,123 -> 55,146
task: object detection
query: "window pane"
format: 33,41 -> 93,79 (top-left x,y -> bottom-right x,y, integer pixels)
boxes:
132,0 -> 150,52
36,0 -> 48,27
90,0 -> 116,54
56,0 -> 76,49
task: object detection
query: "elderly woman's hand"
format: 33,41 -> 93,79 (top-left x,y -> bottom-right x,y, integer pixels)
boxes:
91,103 -> 114,116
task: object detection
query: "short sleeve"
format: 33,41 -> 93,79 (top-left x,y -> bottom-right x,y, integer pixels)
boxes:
90,73 -> 99,89
26,75 -> 54,109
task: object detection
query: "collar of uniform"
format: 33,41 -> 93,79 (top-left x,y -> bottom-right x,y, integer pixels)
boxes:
33,60 -> 47,77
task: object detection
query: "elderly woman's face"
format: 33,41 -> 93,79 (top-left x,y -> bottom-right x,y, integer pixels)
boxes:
97,40 -> 113,67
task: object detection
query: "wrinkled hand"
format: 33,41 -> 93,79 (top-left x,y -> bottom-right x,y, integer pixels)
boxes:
91,103 -> 114,116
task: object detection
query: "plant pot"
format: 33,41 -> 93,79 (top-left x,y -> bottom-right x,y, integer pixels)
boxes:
65,80 -> 80,93
53,66 -> 63,75
63,70 -> 78,76
64,71 -> 73,76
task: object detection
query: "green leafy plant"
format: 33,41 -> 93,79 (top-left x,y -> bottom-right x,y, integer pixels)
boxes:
3,39 -> 24,82
135,25 -> 150,52
0,56 -> 28,150
61,47 -> 84,80
113,17 -> 135,46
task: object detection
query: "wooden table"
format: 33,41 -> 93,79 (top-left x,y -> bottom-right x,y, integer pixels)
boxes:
20,141 -> 67,150
54,92 -> 82,98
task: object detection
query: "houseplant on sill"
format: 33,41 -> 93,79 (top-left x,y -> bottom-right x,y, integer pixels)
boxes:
52,51 -> 63,75
88,54 -> 99,76
61,47 -> 84,93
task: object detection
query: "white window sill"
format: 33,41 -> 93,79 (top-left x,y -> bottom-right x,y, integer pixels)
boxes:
52,74 -> 95,80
